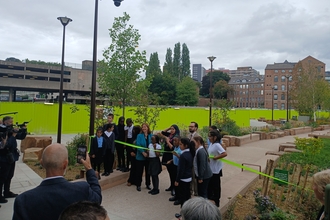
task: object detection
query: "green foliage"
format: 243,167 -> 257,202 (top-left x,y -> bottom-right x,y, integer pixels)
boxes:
66,133 -> 89,166
181,43 -> 191,79
24,58 -> 61,67
149,72 -> 177,105
270,209 -> 295,220
163,48 -> 173,76
173,42 -> 181,80
200,71 -> 231,97
146,52 -> 161,79
175,77 -> 199,106
253,189 -> 276,214
294,137 -> 324,165
130,93 -> 167,132
98,12 -> 148,117
213,80 -> 233,99
280,122 -> 292,130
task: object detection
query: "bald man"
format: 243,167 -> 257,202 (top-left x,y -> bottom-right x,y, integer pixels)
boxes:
12,143 -> 102,220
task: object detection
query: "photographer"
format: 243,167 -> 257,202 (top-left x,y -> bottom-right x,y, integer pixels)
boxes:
0,116 -> 27,203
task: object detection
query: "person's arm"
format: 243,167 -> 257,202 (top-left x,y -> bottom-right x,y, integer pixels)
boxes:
176,153 -> 186,182
136,135 -> 145,154
197,151 -> 207,180
213,144 -> 227,160
124,127 -> 128,142
15,128 -> 27,140
81,153 -> 102,203
155,144 -> 161,157
114,125 -> 119,140
13,196 -> 26,220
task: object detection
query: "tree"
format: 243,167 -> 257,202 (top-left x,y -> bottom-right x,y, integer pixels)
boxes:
200,71 -> 231,97
213,80 -> 234,99
146,52 -> 161,79
181,43 -> 191,78
163,48 -> 173,76
98,12 -> 148,117
149,73 -> 177,105
173,42 -> 181,80
176,77 -> 199,106
6,57 -> 22,63
291,63 -> 330,121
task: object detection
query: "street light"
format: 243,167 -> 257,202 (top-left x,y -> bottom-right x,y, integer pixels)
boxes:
271,86 -> 275,123
57,16 -> 72,144
89,0 -> 123,136
207,56 -> 216,127
285,75 -> 291,122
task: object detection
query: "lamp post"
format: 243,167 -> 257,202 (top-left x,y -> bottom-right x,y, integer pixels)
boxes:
271,86 -> 274,123
89,0 -> 123,136
285,75 -> 291,122
207,56 -> 216,127
57,16 -> 72,144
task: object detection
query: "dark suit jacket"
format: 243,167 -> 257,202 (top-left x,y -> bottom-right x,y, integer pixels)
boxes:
13,169 -> 102,220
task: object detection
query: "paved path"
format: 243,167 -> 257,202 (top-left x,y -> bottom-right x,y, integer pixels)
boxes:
1,130 -> 329,220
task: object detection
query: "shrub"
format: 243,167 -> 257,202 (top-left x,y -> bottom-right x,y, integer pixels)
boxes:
66,133 -> 89,166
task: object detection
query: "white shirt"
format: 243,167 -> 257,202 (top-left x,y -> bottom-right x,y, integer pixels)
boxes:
124,124 -> 134,138
148,143 -> 161,158
208,142 -> 226,174
104,131 -> 113,138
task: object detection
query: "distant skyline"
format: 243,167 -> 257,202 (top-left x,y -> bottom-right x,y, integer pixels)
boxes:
1,0 -> 329,75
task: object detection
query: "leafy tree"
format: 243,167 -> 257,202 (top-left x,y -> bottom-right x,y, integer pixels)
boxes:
173,42 -> 181,80
176,77 -> 198,106
98,12 -> 148,117
200,71 -> 231,97
213,80 -> 234,99
6,57 -> 22,63
146,52 -> 161,79
163,48 -> 173,76
290,63 -> 330,121
149,73 -> 177,105
181,43 -> 191,78
131,93 -> 168,132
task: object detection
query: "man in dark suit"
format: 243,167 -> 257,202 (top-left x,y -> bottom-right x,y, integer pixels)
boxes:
12,143 -> 102,220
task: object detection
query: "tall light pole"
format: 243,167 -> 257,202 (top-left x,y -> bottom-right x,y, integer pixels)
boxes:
57,16 -> 72,144
271,86 -> 274,122
285,75 -> 291,122
89,0 -> 123,136
207,56 -> 216,127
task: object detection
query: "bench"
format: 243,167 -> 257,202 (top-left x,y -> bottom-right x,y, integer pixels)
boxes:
278,143 -> 296,152
23,147 -> 43,162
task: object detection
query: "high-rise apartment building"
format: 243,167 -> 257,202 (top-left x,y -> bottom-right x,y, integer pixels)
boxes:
192,64 -> 206,82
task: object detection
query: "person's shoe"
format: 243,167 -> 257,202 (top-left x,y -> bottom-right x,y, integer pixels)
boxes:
116,166 -> 121,170
122,168 -> 129,172
171,189 -> 175,196
151,189 -> 159,195
4,192 -> 18,198
146,185 -> 151,190
0,197 -> 8,203
165,187 -> 172,191
136,186 -> 141,191
169,196 -> 177,202
175,213 -> 182,219
148,189 -> 154,194
109,170 -> 113,173
104,172 -> 110,176
173,200 -> 181,205
101,172 -> 106,176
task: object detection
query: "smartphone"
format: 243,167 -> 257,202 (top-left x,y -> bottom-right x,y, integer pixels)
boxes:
77,145 -> 87,164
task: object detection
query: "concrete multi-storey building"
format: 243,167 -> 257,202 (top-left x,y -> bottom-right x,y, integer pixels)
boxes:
325,71 -> 330,83
0,60 -> 101,103
227,73 -> 264,108
192,64 -> 206,82
264,56 -> 325,110
228,66 -> 259,76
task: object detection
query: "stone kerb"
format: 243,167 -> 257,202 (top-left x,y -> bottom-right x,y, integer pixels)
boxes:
291,126 -> 312,135
20,135 -> 53,153
234,134 -> 260,146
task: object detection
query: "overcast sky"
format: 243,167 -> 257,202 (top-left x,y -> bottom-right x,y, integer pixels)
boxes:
1,0 -> 329,74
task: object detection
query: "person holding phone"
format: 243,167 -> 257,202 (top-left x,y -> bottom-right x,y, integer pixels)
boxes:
13,143 -> 101,220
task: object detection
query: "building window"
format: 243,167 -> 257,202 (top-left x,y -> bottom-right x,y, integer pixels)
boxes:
281,94 -> 285,100
274,103 -> 278,109
274,70 -> 278,73
289,70 -> 292,72
261,84 -> 263,87
274,76 -> 278,82
281,85 -> 285,91
282,70 -> 285,73
274,85 -> 278,90
281,76 -> 285,82
274,94 -> 278,100
261,90 -> 263,95
281,103 -> 285,110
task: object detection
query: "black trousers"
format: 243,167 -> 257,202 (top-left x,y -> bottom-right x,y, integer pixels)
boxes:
167,163 -> 176,189
127,155 -> 137,185
197,176 -> 211,199
4,162 -> 15,194
207,171 -> 222,206
177,180 -> 191,207
104,150 -> 114,173
125,138 -> 134,169
151,175 -> 159,190
115,143 -> 125,168
135,159 -> 150,187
